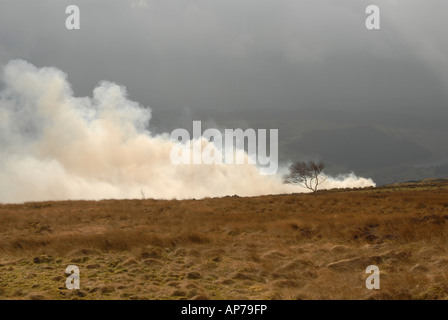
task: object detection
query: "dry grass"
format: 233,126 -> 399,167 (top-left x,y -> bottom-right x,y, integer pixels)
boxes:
0,181 -> 448,300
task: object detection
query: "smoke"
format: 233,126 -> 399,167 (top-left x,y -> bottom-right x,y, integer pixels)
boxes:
0,60 -> 375,203
320,173 -> 376,189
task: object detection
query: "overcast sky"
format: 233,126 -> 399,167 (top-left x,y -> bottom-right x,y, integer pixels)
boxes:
0,0 -> 447,115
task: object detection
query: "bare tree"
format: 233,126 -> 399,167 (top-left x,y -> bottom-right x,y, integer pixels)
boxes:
283,160 -> 327,194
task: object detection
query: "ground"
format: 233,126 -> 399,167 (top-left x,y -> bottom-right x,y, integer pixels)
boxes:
0,179 -> 447,300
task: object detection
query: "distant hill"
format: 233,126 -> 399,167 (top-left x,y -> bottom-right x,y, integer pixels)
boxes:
285,126 -> 431,171
149,107 -> 448,185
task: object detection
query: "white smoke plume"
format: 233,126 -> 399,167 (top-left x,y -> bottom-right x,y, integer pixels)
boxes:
0,60 -> 375,203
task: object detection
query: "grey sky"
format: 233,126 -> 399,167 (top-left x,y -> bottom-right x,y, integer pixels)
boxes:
0,0 -> 447,114
1,0 -> 447,185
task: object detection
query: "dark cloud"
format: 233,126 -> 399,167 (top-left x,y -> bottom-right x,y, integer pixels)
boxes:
1,0 -> 446,111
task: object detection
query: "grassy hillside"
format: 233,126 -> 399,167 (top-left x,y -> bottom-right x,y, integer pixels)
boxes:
0,181 -> 447,300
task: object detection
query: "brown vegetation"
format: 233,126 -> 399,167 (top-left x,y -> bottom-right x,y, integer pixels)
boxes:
0,181 -> 447,300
